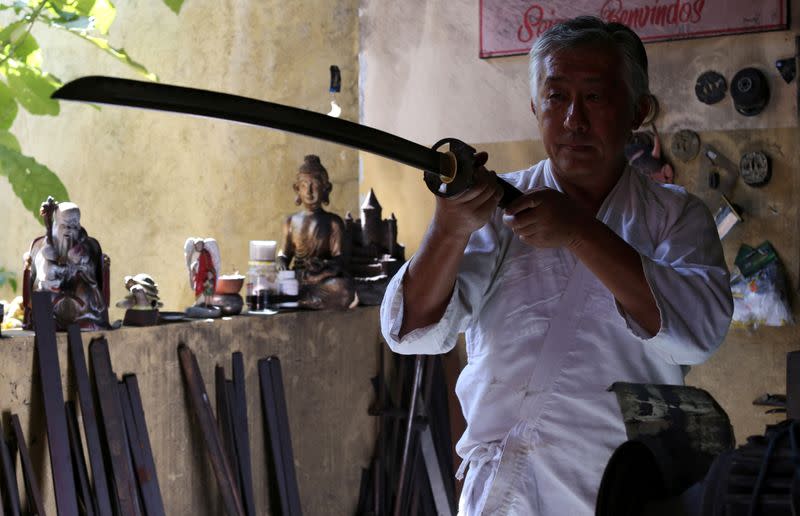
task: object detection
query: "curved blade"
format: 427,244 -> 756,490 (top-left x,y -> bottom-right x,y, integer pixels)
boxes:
53,76 -> 449,177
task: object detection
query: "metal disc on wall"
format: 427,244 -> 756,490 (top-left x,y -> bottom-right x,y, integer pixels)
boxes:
731,68 -> 770,116
670,129 -> 701,162
739,151 -> 771,186
695,71 -> 727,105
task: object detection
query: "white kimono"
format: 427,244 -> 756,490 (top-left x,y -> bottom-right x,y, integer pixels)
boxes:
380,160 -> 733,515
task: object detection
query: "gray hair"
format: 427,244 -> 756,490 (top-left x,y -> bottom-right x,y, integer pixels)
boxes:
529,16 -> 650,112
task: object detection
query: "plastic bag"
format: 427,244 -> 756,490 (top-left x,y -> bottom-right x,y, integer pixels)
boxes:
730,242 -> 793,328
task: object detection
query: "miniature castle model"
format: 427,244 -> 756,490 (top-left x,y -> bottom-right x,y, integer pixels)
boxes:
344,189 -> 405,303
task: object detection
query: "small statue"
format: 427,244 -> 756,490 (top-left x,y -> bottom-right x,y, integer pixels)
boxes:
343,189 -> 406,305
116,273 -> 162,326
23,197 -> 109,330
183,237 -> 222,318
277,155 -> 356,310
117,273 -> 162,310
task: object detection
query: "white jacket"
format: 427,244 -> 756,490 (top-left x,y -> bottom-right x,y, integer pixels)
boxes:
381,160 -> 733,515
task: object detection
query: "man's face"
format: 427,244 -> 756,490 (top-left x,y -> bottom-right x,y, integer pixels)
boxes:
295,173 -> 324,209
533,45 -> 640,187
55,210 -> 81,250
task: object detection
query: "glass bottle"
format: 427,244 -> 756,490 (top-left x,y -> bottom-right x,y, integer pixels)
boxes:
246,241 -> 278,311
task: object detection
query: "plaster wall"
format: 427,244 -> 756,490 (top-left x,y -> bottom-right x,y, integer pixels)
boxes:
360,1 -> 800,443
0,0 -> 362,321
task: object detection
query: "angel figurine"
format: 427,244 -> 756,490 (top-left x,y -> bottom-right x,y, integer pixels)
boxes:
183,237 -> 221,316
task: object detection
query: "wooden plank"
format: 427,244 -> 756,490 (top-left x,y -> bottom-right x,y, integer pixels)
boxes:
178,344 -> 244,516
263,357 -> 302,516
31,291 -> 79,515
89,337 -> 142,515
67,324 -> 113,516
11,414 -> 46,516
122,375 -> 165,516
119,379 -> 164,516
231,352 -> 255,516
65,401 -> 96,516
214,366 -> 240,500
0,420 -> 21,516
258,358 -> 290,516
115,381 -> 144,516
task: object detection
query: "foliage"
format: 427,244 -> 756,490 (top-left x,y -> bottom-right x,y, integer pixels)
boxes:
0,267 -> 16,292
0,0 -> 184,225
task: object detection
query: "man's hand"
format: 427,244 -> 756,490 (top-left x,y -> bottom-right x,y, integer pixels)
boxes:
431,152 -> 504,240
400,151 -> 502,338
502,188 -> 595,249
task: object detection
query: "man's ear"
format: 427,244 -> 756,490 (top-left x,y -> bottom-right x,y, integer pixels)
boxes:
530,99 -> 537,117
632,95 -> 654,130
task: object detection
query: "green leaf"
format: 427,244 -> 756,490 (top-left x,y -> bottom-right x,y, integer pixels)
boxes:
45,0 -> 95,20
45,1 -> 80,21
76,0 -> 97,15
0,267 -> 18,291
79,34 -> 158,81
162,0 -> 184,14
5,64 -> 60,115
0,145 -> 69,224
0,21 -> 42,66
88,0 -> 115,34
0,130 -> 20,151
0,81 -> 18,129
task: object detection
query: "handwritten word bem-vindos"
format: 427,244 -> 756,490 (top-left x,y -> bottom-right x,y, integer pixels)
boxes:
517,0 -> 706,43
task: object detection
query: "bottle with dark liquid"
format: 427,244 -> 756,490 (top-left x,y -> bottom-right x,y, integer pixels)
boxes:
246,240 -> 278,312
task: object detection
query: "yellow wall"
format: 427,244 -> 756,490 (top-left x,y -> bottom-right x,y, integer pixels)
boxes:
0,0 -> 361,320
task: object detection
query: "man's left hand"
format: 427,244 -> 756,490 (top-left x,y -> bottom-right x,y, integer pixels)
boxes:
502,188 -> 594,249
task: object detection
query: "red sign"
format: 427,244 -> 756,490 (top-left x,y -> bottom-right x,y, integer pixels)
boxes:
480,0 -> 788,58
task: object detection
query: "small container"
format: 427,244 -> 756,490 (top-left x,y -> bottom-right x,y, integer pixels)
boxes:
246,241 -> 278,311
216,274 -> 245,295
276,270 -> 299,309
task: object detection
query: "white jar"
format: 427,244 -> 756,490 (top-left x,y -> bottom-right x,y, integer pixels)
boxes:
277,270 -> 299,308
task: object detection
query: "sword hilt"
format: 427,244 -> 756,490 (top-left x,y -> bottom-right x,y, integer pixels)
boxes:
424,138 -> 523,209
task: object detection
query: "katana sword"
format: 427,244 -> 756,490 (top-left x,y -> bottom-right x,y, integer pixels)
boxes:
52,76 -> 523,207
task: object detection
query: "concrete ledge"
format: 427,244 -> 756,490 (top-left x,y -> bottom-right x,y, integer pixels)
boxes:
0,306 -> 380,515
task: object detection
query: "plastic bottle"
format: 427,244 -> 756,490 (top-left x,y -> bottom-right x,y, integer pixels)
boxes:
246,241 -> 278,311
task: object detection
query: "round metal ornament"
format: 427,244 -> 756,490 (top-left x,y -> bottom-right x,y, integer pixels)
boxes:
670,129 -> 700,162
730,68 -> 770,116
695,71 -> 727,105
739,151 -> 771,186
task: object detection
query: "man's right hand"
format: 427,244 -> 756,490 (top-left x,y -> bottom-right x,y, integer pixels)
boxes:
400,151 -> 502,338
430,151 -> 504,239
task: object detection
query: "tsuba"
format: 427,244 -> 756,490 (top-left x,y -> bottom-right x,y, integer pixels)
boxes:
739,151 -> 771,186
670,129 -> 700,163
695,71 -> 727,105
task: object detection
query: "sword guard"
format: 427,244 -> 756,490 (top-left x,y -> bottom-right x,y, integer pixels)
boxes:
424,138 -> 477,199
424,137 -> 524,208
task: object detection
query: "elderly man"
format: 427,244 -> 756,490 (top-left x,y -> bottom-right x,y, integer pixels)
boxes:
380,16 -> 733,515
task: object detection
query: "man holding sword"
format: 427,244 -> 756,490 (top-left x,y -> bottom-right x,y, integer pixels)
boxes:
381,16 -> 733,515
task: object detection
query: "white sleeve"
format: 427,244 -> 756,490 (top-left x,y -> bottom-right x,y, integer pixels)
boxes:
380,217 -> 504,356
619,194 -> 733,365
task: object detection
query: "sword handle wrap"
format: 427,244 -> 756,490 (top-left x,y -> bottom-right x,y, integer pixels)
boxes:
424,138 -> 523,208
